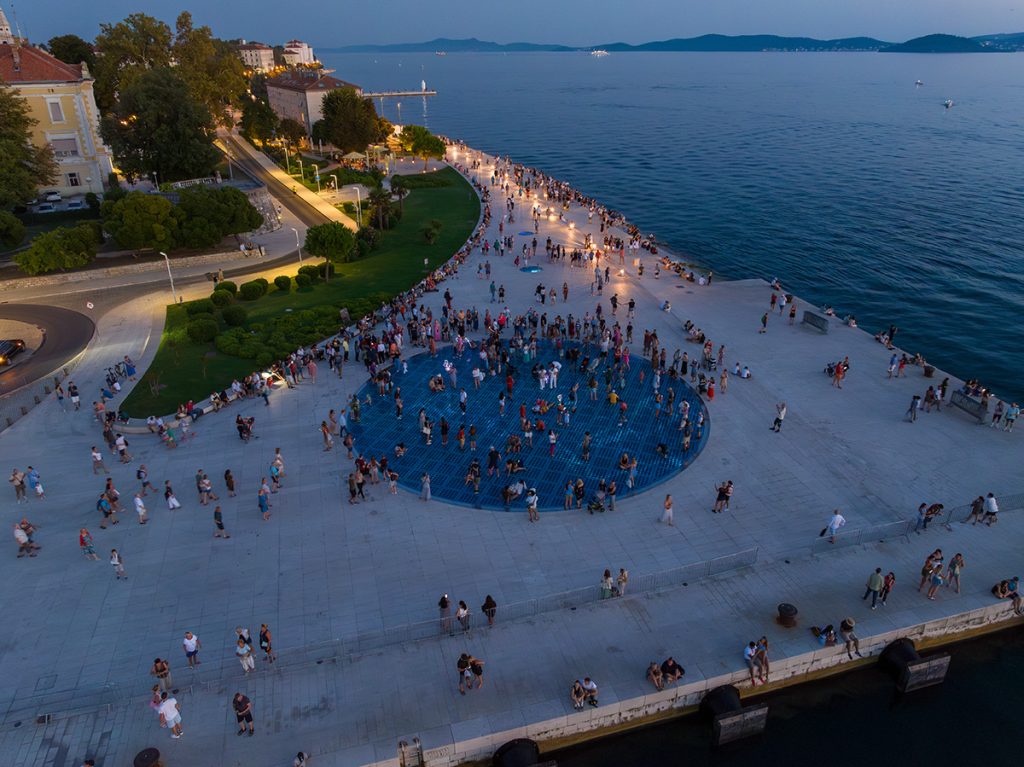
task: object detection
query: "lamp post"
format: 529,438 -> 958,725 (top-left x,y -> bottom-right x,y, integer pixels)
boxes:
291,227 -> 302,263
331,174 -> 339,196
354,186 -> 362,229
285,144 -> 290,174
158,251 -> 177,304
296,157 -> 304,181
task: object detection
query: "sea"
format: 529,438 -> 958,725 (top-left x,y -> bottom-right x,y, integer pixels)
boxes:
319,50 -> 1024,402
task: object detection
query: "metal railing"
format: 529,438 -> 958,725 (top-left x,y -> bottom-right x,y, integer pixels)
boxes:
0,347 -> 88,432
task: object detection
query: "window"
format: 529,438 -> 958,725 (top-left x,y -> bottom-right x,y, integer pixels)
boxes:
50,138 -> 79,158
67,172 -> 81,187
47,100 -> 65,122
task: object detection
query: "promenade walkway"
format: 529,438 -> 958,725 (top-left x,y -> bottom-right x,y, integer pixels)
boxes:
0,146 -> 1021,767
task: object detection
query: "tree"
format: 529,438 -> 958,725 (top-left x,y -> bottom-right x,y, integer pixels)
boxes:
310,119 -> 329,148
46,34 -> 96,70
0,80 -> 57,208
101,191 -> 180,251
400,125 -> 446,170
390,175 -> 409,214
240,98 -> 278,147
13,224 -> 98,275
93,13 -> 174,110
100,67 -> 219,183
367,187 -> 392,230
172,12 -> 248,128
0,211 -> 26,249
176,186 -> 263,248
277,118 -> 307,148
320,88 -> 380,153
304,222 -> 356,262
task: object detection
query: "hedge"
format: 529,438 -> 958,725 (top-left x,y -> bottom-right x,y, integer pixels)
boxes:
185,298 -> 215,316
218,280 -> 237,295
274,275 -> 292,292
239,280 -> 266,300
295,273 -> 312,288
210,289 -> 234,307
186,317 -> 219,343
222,305 -> 248,327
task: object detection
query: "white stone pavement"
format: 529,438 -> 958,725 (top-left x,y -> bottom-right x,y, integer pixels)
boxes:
0,147 -> 1022,767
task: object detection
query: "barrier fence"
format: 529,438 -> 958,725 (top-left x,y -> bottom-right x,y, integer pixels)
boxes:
0,348 -> 88,432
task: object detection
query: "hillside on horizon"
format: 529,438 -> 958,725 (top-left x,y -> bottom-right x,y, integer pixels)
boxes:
320,32 -> 1024,54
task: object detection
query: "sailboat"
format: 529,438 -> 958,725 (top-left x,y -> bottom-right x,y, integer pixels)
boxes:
590,49 -> 610,57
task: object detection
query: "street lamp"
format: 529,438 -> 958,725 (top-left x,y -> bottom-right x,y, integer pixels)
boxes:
297,157 -> 304,180
396,101 -> 402,124
354,186 -> 362,229
285,144 -> 290,174
151,171 -> 159,190
158,251 -> 177,304
291,227 -> 302,263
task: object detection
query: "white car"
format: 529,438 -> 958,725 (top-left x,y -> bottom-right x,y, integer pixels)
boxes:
65,200 -> 86,210
43,191 -> 62,202
35,203 -> 57,213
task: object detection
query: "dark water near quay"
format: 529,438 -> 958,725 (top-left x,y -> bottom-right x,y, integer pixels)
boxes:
320,51 -> 1024,401
550,627 -> 1024,767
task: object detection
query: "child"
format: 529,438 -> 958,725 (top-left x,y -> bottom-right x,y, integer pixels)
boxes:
388,471 -> 399,494
110,549 -> 127,580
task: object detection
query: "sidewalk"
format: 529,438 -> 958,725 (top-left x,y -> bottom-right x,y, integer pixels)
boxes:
0,144 -> 1021,767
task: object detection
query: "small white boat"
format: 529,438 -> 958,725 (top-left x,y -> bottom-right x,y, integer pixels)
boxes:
590,49 -> 609,57
435,51 -> 447,57
944,98 -> 954,109
915,79 -> 924,86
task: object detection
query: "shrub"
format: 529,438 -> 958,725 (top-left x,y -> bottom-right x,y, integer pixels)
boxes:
273,274 -> 292,292
255,277 -> 269,289
210,289 -> 233,307
13,223 -> 98,275
239,280 -> 266,300
355,239 -> 371,260
297,264 -> 321,283
84,192 -> 100,213
218,280 -> 237,295
185,298 -> 215,316
0,211 -> 26,249
295,273 -> 312,289
356,225 -> 380,250
186,317 -> 219,343
222,305 -> 248,327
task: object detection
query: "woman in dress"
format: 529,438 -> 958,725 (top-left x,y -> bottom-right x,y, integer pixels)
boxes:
660,494 -> 674,526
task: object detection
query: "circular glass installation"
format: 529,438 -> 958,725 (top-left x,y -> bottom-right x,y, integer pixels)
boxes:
349,340 -> 709,511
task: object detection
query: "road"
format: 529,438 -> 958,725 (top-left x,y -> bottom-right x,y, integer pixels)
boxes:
220,132 -> 332,228
0,304 -> 95,392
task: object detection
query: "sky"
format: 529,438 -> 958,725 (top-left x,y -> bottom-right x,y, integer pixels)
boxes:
12,0 -> 1022,47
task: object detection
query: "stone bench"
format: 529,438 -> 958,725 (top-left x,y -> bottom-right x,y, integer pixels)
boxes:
801,311 -> 830,334
949,391 -> 987,424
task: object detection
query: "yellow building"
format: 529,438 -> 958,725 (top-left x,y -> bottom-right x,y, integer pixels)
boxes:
0,14 -> 113,198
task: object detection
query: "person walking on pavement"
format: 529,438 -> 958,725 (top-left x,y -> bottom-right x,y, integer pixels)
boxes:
863,567 -> 883,609
823,509 -> 846,543
110,549 -> 127,580
133,493 -> 148,525
771,402 -> 787,432
158,692 -> 183,739
880,571 -> 896,605
232,692 -> 254,736
659,494 -> 674,526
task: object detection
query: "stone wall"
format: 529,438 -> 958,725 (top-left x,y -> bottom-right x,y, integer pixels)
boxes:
359,602 -> 1023,767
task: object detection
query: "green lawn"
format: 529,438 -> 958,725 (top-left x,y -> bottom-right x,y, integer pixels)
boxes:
122,166 -> 479,416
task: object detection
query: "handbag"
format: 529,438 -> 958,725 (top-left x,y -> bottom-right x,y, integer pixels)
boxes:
819,528 -> 827,537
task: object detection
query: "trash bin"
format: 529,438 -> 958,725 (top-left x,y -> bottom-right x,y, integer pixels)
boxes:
777,603 -> 798,628
923,365 -> 935,378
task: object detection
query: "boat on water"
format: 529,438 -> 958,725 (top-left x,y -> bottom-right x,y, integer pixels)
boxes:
590,49 -> 610,57
944,98 -> 955,109
435,51 -> 447,57
915,79 -> 924,86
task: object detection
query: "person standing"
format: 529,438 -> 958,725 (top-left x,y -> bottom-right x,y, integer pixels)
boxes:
158,692 -> 183,739
457,653 -> 471,695
133,493 -> 148,525
182,631 -> 201,668
456,600 -> 472,632
224,469 -> 237,497
232,692 -> 254,736
926,564 -> 945,600
213,506 -> 230,538
759,312 -> 768,334
150,658 -> 172,692
79,528 -> 99,560
439,594 -> 452,633
947,553 -> 965,593
258,485 -> 271,521
469,655 -> 486,689
880,571 -> 896,605
481,595 -> 497,626
259,623 -> 276,663
165,481 -> 182,510
110,549 -> 127,580
137,465 -> 156,496
660,494 -> 674,526
235,638 -> 255,674
526,487 -> 539,522
420,473 -> 431,502
91,447 -> 109,475
771,402 -> 787,432
617,568 -> 629,596
823,509 -> 846,543
863,567 -> 883,609
712,481 -> 733,513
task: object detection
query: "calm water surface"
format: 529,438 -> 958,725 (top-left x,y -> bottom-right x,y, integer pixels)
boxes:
320,51 -> 1024,399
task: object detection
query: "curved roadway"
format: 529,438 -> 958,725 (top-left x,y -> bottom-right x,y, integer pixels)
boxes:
0,304 -> 95,392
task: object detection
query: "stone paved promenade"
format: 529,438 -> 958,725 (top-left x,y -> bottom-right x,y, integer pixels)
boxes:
0,148 -> 1021,767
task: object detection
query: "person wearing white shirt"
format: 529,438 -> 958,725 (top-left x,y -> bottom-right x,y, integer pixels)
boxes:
825,510 -> 846,543
158,692 -> 183,738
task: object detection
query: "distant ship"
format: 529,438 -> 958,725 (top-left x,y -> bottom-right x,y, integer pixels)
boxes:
915,79 -> 924,86
944,99 -> 955,109
590,49 -> 610,57
435,51 -> 447,57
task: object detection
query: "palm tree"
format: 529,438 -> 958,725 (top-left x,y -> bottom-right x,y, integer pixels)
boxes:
367,187 -> 391,230
391,175 -> 408,214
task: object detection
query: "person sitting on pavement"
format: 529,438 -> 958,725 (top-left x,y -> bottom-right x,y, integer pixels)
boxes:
661,657 -> 685,683
570,680 -> 586,710
647,662 -> 664,691
993,578 -> 1022,614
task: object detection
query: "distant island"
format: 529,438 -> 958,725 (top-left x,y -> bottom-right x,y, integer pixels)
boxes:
322,32 -> 1024,54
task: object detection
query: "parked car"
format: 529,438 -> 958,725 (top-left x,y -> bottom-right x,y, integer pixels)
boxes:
0,339 -> 26,365
43,191 -> 62,202
65,200 -> 86,210
35,203 -> 57,214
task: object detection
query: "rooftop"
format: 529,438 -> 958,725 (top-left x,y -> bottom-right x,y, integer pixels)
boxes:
266,72 -> 361,92
0,43 -> 84,84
